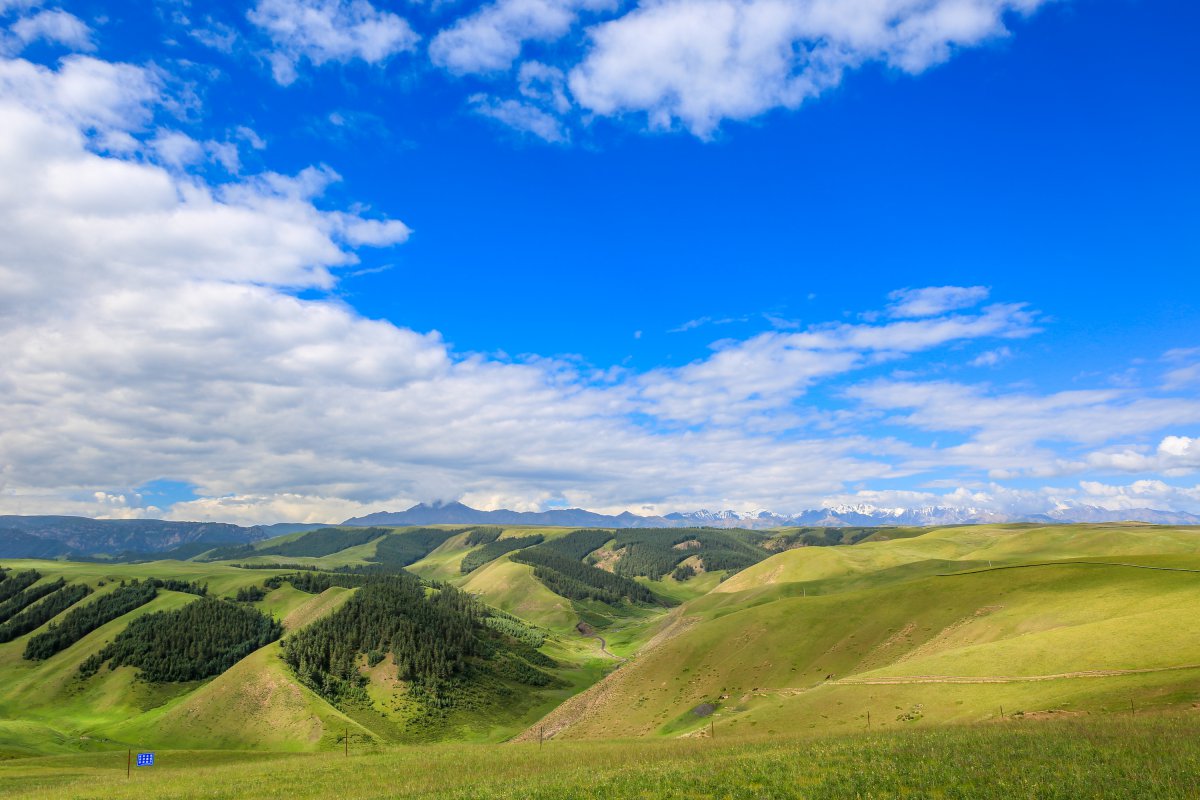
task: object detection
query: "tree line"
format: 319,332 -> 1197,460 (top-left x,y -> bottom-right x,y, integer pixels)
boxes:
79,597 -> 281,682
0,573 -> 57,623
611,529 -> 766,580
150,578 -> 208,596
766,527 -> 882,549
0,569 -> 42,605
463,527 -> 503,546
538,530 -> 615,560
258,527 -> 390,558
23,579 -> 158,661
510,547 -> 665,606
368,528 -> 461,569
460,535 -> 544,574
0,582 -> 92,643
282,573 -> 555,710
264,571 -> 371,593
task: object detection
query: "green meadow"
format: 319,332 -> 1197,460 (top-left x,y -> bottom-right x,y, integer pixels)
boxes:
0,522 -> 1198,797
2,715 -> 1199,799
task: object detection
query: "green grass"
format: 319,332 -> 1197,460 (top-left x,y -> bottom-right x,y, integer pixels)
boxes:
2,714 -> 1199,798
0,561 -> 338,755
548,524 -> 1200,740
458,557 -> 579,632
4,523 -> 1199,764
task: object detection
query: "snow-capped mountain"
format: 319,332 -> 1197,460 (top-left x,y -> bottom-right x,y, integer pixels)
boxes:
344,502 -> 1200,529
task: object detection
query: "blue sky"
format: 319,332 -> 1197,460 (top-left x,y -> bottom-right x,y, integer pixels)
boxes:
0,0 -> 1197,524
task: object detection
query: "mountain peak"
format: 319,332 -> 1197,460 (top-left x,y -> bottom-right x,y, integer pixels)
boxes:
343,501 -> 1200,529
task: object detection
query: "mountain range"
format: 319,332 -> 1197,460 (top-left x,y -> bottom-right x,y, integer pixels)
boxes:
344,500 -> 1200,529
1,502 -> 1197,559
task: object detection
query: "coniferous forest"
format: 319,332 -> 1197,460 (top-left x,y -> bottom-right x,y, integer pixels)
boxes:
511,547 -> 664,606
610,529 -> 766,580
258,527 -> 390,558
462,527 -> 503,546
0,569 -> 41,603
264,571 -> 370,593
0,575 -> 60,624
459,534 -> 544,574
23,579 -> 158,660
282,573 -> 555,709
367,529 -> 461,569
537,529 -> 615,559
78,597 -> 282,682
0,582 -> 92,643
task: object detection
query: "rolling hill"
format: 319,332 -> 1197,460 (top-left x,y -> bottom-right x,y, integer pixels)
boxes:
0,522 -> 1198,761
522,523 -> 1200,740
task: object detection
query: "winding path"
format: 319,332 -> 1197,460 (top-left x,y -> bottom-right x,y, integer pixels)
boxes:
576,622 -> 626,661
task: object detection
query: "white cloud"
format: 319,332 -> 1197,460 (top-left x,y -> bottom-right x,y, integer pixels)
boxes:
189,19 -> 239,54
1,49 -> 909,524
850,380 -> 1200,479
430,0 -> 616,74
165,493 -> 390,525
9,9 -> 94,51
247,0 -> 419,85
0,54 -> 158,137
3,47 -> 1200,526
637,302 -> 1038,425
1084,436 -> 1200,476
518,61 -> 570,113
969,346 -> 1011,367
568,0 -> 1046,135
470,93 -> 569,142
1163,349 -> 1200,389
1078,479 -> 1200,512
889,285 -> 990,317
151,128 -> 205,168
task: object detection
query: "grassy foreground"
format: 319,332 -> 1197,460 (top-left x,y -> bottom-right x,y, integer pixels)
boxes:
2,714 -> 1198,799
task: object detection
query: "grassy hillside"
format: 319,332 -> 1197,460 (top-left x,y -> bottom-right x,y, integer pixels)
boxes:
4,522 -> 1197,762
0,550 -> 635,753
541,523 -> 1200,740
0,560 -> 302,758
2,714 -> 1198,799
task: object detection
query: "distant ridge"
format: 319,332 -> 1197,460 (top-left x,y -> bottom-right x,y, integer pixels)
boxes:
343,501 -> 1200,529
0,515 -> 273,558
2,503 -> 1196,560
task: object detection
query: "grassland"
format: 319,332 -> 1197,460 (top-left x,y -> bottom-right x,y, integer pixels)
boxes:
0,529 -> 652,754
544,523 -> 1200,740
2,714 -> 1199,799
2,519 -> 1198,796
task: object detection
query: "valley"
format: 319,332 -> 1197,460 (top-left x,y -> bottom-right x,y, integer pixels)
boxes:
0,520 -> 1198,797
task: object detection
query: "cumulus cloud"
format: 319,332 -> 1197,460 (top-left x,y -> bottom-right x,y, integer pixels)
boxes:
1077,479 -> 1200,512
4,44 -> 1200,525
470,93 -> 569,142
568,0 -> 1047,135
468,61 -> 573,141
0,48 -> 904,523
431,0 -> 616,74
9,9 -> 94,51
1084,436 -> 1200,476
247,0 -> 419,84
889,285 -> 990,318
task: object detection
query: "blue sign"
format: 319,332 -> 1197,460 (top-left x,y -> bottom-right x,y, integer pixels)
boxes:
136,753 -> 155,767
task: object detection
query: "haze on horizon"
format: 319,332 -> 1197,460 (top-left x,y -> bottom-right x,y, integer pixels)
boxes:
0,0 -> 1196,526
